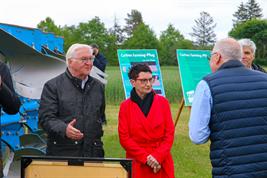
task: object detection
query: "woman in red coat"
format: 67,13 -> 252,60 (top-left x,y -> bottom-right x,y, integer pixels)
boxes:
118,64 -> 175,178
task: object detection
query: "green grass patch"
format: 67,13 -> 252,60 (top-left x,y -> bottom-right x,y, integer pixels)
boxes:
105,66 -> 124,105
161,66 -> 183,104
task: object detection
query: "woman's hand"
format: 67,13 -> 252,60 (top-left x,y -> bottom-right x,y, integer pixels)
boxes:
153,164 -> 161,173
147,155 -> 161,173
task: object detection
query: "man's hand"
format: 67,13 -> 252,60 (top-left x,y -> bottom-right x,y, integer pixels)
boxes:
147,155 -> 161,173
66,119 -> 84,140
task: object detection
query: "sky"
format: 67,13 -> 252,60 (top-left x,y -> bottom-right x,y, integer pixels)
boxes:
0,0 -> 266,40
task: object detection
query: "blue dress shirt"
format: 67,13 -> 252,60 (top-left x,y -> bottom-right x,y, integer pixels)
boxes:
189,80 -> 213,144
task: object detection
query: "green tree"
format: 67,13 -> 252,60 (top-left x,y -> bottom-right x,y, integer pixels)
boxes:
76,17 -> 115,62
109,16 -> 125,45
233,2 -> 248,26
159,24 -> 193,65
72,17 -> 117,65
232,0 -> 263,26
124,9 -> 143,38
76,17 -> 109,46
190,11 -> 216,48
104,33 -> 118,65
37,17 -> 61,35
61,25 -> 79,51
246,0 -> 263,20
36,17 -> 118,63
122,23 -> 159,49
229,19 -> 267,59
37,17 -> 77,53
253,30 -> 267,59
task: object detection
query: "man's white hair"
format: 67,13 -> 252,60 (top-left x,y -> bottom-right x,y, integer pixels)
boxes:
238,38 -> 256,54
65,43 -> 93,66
213,38 -> 242,61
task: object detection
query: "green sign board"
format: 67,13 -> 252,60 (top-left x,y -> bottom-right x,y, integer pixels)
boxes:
117,49 -> 165,99
176,49 -> 211,106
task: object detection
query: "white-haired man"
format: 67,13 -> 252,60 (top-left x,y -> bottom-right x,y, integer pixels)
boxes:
39,43 -> 105,157
239,38 -> 266,73
189,38 -> 267,177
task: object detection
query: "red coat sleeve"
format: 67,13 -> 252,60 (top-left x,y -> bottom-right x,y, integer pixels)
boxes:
118,102 -> 149,164
151,99 -> 175,164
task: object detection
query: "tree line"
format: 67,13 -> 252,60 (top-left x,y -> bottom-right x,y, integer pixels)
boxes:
37,0 -> 266,65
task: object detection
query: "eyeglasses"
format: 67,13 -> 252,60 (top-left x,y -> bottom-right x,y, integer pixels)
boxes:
207,52 -> 216,61
135,77 -> 155,85
74,57 -> 95,63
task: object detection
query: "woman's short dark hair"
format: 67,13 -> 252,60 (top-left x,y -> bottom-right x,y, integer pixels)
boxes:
128,64 -> 152,80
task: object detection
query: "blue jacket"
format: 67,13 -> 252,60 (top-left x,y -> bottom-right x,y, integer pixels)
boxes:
93,52 -> 107,72
204,60 -> 267,178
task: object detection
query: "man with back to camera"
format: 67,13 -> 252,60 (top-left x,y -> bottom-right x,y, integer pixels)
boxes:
0,61 -> 21,178
189,38 -> 267,177
39,43 -> 106,157
238,38 -> 266,73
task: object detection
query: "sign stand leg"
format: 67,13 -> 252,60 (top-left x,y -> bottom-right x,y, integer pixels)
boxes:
174,97 -> 184,127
